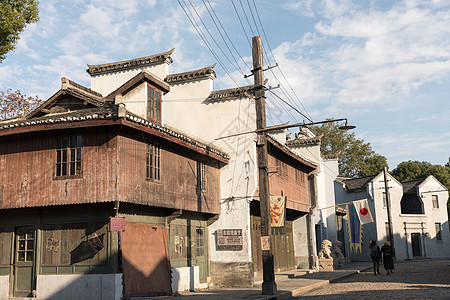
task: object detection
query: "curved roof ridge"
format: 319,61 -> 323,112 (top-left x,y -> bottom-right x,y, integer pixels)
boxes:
165,63 -> 217,84
86,48 -> 175,76
208,85 -> 254,102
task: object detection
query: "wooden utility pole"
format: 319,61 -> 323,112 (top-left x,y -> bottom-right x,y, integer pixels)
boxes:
383,167 -> 395,254
252,35 -> 277,295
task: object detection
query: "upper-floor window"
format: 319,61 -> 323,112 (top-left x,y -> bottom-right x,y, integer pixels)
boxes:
146,143 -> 161,181
56,135 -> 82,177
435,223 -> 442,241
197,160 -> 206,192
432,195 -> 439,208
147,85 -> 162,124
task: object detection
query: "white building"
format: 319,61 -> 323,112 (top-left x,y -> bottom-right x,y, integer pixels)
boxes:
335,171 -> 450,261
87,49 -> 320,289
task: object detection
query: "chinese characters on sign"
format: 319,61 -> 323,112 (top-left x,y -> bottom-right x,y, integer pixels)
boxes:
217,229 -> 243,251
270,196 -> 286,227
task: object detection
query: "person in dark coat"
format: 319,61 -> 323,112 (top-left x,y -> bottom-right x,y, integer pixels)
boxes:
381,241 -> 395,274
369,240 -> 381,275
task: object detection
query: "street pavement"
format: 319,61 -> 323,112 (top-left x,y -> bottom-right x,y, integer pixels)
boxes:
146,259 -> 449,299
293,259 -> 450,300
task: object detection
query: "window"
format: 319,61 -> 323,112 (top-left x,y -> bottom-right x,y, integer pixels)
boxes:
432,195 -> 439,208
295,169 -> 305,183
435,223 -> 442,241
56,135 -> 82,177
385,222 -> 390,239
382,192 -> 387,207
196,227 -> 204,257
146,143 -> 161,181
197,160 -> 206,192
147,85 -> 162,123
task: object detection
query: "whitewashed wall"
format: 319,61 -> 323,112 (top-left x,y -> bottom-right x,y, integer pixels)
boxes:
90,63 -> 168,96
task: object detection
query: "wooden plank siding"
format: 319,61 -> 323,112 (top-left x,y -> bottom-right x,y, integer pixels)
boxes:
267,144 -> 312,213
117,132 -> 220,214
0,128 -> 117,209
0,125 -> 221,214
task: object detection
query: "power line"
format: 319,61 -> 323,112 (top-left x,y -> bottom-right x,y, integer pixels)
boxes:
177,0 -> 240,87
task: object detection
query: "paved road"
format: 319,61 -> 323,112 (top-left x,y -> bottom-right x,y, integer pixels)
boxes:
293,259 -> 450,300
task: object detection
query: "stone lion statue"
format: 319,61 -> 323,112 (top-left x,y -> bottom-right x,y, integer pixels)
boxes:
331,240 -> 345,268
318,239 -> 332,259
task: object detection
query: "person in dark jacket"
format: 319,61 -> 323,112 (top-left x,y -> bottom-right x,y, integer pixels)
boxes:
369,240 -> 381,275
381,241 -> 395,274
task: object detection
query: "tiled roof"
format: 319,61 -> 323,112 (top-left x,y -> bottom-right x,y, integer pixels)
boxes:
0,106 -> 229,162
402,178 -> 426,194
342,176 -> 376,192
286,135 -> 322,147
207,85 -> 254,102
26,77 -> 107,119
322,153 -> 340,160
267,135 -> 317,169
106,70 -> 170,100
86,48 -> 175,76
165,64 -> 217,84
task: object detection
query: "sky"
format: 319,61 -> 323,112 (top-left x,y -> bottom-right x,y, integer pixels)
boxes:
1,0 -> 449,169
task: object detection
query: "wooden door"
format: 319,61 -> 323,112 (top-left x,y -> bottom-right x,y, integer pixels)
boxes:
192,226 -> 208,283
13,227 -> 35,297
411,233 -> 421,257
250,216 -> 263,274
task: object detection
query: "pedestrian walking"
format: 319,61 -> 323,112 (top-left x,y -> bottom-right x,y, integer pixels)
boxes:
369,240 -> 381,275
381,241 -> 395,275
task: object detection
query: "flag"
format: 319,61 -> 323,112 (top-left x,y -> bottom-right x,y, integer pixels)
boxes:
270,196 -> 285,227
347,203 -> 362,253
353,199 -> 374,224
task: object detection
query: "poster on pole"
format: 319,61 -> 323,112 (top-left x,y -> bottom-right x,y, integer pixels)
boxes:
270,196 -> 286,227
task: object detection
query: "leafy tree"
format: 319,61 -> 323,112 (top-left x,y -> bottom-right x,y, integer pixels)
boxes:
0,89 -> 42,120
392,160 -> 450,214
0,0 -> 39,62
312,121 -> 388,177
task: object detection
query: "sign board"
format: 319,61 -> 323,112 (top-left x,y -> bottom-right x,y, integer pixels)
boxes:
217,229 -> 243,251
109,217 -> 125,231
261,236 -> 270,251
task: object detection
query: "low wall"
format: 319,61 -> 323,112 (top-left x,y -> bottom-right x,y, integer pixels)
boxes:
210,262 -> 253,288
171,266 -> 207,293
36,273 -> 122,300
0,275 -> 8,299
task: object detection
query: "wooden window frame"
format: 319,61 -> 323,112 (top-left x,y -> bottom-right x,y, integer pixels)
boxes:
432,195 -> 439,209
197,160 -> 206,192
146,142 -> 161,181
55,135 -> 82,178
147,84 -> 162,124
435,223 -> 442,241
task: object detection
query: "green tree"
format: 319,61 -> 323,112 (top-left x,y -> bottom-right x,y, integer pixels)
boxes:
312,121 -> 388,177
0,89 -> 42,120
392,160 -> 450,214
0,0 -> 39,62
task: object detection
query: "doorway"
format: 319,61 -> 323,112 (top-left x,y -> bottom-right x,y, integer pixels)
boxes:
411,233 -> 422,257
13,226 -> 35,297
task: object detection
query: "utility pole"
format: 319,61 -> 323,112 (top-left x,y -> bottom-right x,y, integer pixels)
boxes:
383,167 -> 395,255
252,35 -> 277,295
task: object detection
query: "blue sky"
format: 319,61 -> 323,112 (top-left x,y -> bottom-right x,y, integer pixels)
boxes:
1,0 -> 449,169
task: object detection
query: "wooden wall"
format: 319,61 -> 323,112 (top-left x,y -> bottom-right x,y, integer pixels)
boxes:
117,132 -> 220,214
267,146 -> 310,213
0,125 -> 221,214
0,128 -> 117,209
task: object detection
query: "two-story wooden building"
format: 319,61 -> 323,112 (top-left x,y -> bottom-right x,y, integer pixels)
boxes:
0,75 -> 228,299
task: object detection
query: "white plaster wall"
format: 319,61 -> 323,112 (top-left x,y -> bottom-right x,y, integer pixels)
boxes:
90,63 -> 168,96
35,274 -> 122,300
0,275 -> 8,300
321,159 -> 339,242
417,177 -> 450,258
293,216 -> 309,262
118,82 -> 147,119
164,79 -> 258,264
171,266 -> 206,292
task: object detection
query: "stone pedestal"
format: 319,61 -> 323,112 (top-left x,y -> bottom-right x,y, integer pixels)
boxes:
318,258 -> 334,272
